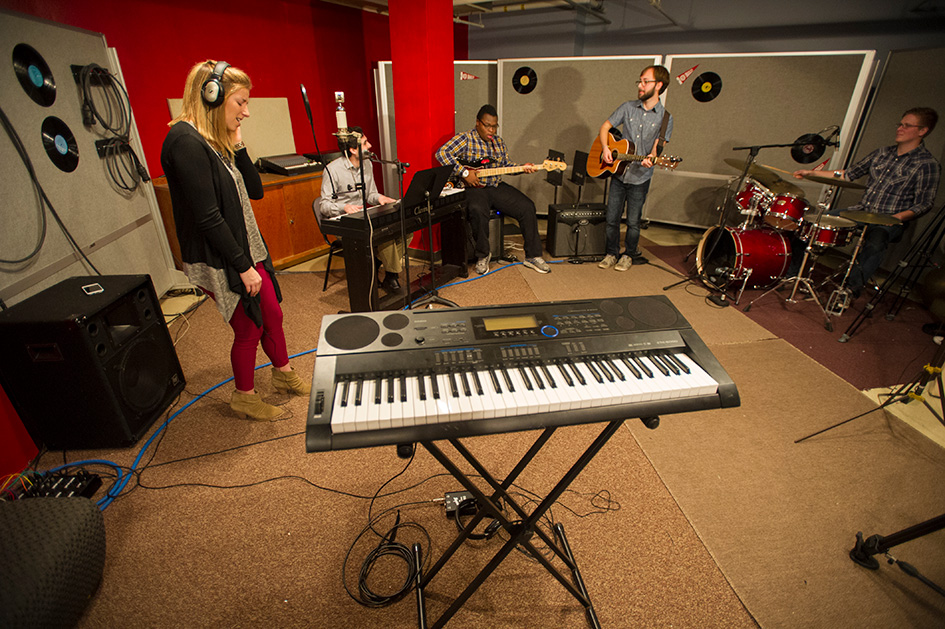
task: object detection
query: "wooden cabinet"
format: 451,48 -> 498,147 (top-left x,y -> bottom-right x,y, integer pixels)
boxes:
152,171 -> 328,270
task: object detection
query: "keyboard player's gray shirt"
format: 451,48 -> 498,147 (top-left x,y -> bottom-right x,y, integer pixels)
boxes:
319,154 -> 384,217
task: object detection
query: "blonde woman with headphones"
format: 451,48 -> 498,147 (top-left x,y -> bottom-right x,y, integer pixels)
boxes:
161,60 -> 309,420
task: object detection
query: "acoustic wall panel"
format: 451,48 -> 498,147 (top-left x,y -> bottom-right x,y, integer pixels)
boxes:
645,52 -> 875,229
497,56 -> 661,216
0,10 -> 178,306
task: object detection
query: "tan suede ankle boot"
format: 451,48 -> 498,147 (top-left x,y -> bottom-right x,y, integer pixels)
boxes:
230,391 -> 284,420
271,368 -> 311,396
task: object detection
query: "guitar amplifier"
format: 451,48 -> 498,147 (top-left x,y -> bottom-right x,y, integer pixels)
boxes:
546,203 -> 607,258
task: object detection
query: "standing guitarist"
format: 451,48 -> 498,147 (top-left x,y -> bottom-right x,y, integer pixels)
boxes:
436,104 -> 551,275
597,65 -> 673,272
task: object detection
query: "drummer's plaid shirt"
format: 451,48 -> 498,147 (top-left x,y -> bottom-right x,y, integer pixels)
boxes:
844,144 -> 940,217
435,128 -> 514,188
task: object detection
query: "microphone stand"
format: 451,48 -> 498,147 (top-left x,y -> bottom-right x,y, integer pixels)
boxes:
412,190 -> 459,309
352,140 -> 376,310
371,153 -> 411,310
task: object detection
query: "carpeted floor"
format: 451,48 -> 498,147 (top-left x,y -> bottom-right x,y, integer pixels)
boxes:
48,222 -> 945,628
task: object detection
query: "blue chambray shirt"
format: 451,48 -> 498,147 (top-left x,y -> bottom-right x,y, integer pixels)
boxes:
608,99 -> 673,185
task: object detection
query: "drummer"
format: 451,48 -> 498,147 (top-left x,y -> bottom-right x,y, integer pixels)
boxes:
792,107 -> 941,298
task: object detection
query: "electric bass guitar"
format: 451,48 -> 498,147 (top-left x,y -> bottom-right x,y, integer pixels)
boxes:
450,157 -> 568,187
586,131 -> 682,178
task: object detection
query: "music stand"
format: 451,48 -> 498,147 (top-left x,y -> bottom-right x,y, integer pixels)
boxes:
571,150 -> 589,205
547,149 -> 565,205
410,165 -> 459,309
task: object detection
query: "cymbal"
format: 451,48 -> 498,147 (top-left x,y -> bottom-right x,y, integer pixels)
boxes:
723,158 -> 780,186
724,158 -> 804,196
806,215 -> 856,229
801,172 -> 866,189
839,210 -> 901,226
766,179 -> 804,196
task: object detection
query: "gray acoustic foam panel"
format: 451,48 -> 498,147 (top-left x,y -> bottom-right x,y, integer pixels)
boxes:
1,10 -> 176,306
498,56 -> 660,215
647,52 -> 874,229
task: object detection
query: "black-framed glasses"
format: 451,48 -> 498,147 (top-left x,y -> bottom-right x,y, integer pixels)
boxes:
897,122 -> 922,129
636,79 -> 657,85
478,120 -> 499,130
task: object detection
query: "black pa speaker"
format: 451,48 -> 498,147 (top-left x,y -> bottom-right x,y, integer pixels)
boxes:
546,203 -> 607,258
0,275 -> 185,450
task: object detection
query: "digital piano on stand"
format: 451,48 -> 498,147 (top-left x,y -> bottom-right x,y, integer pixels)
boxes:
306,294 -> 739,451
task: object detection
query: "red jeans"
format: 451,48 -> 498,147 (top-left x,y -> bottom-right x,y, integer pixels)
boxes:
208,263 -> 289,391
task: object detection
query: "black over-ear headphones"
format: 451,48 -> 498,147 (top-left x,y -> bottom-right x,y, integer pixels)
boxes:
201,60 -> 230,108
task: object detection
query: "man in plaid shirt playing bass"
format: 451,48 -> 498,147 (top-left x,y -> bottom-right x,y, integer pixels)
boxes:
436,104 -> 551,276
795,107 -> 940,298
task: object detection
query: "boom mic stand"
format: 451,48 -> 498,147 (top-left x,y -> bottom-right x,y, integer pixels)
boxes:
848,513 -> 945,599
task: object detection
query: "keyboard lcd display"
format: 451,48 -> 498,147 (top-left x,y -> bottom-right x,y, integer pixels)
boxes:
482,314 -> 539,332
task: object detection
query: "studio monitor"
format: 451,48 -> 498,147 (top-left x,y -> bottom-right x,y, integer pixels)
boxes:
0,275 -> 185,450
546,203 -> 607,258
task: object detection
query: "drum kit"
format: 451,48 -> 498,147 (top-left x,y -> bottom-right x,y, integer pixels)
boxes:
696,160 -> 899,329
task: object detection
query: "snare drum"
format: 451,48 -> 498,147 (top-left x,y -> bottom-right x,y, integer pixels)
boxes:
764,194 -> 808,231
696,226 -> 791,289
799,215 -> 856,248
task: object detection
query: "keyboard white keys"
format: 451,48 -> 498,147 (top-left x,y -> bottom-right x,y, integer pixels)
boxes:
328,350 -> 720,435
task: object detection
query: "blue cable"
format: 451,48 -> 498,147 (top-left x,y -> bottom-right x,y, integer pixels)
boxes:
42,347 -> 317,511
405,259 -> 561,309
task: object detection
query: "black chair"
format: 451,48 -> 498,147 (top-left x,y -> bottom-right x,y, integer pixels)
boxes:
313,197 -> 344,291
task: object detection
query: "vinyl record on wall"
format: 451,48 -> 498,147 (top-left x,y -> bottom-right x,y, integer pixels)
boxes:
42,116 -> 79,172
791,133 -> 827,164
13,43 -> 56,107
691,71 -> 722,102
512,66 -> 538,94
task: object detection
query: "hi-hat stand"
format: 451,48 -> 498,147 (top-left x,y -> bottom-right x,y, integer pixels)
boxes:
839,203 -> 945,343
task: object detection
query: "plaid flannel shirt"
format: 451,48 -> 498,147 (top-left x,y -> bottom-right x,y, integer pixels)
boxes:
435,128 -> 514,188
845,144 -> 940,217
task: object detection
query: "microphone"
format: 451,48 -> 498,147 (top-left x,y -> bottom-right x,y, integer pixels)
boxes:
818,125 -> 840,146
301,83 -> 337,198
299,84 -> 323,160
364,151 -> 406,167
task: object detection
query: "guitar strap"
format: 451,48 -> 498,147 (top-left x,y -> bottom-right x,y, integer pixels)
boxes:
656,110 -> 670,156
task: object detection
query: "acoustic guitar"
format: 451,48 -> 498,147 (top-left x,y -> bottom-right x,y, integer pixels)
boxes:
586,132 -> 682,178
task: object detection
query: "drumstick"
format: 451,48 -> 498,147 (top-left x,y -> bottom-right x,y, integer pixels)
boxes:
759,164 -> 796,176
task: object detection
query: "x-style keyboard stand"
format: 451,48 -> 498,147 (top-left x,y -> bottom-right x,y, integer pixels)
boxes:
412,419 -> 626,628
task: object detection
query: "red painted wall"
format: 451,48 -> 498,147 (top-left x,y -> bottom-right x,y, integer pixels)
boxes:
0,0 -> 466,179
0,0 -> 393,176
0,1 -> 466,472
0,384 -> 37,476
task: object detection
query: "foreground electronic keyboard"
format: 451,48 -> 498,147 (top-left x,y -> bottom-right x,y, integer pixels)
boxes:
305,295 -> 739,452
